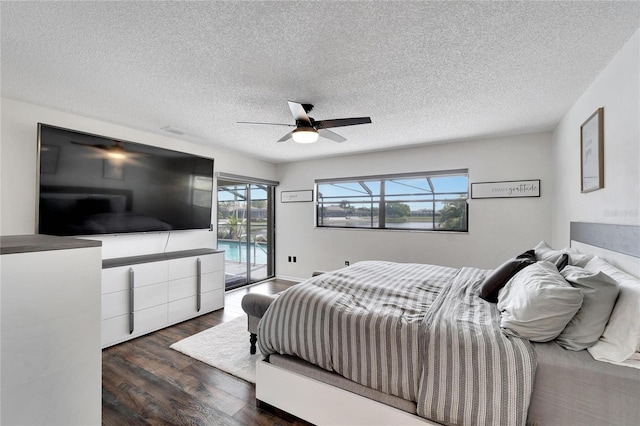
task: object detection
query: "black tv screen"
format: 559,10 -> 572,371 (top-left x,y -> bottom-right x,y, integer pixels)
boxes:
37,124 -> 214,236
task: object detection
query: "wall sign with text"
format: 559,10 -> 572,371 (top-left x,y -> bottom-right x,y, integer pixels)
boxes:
471,180 -> 540,199
281,190 -> 314,203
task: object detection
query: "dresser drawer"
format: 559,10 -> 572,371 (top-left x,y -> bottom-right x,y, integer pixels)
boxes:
168,276 -> 197,301
134,282 -> 168,311
168,296 -> 198,324
101,290 -> 129,320
101,303 -> 167,347
201,288 -> 224,313
200,253 -> 224,274
102,261 -> 168,293
168,257 -> 198,280
201,271 -> 224,293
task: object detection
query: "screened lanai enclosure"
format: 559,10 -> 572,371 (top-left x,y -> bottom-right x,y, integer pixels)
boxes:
217,174 -> 276,290
315,170 -> 469,231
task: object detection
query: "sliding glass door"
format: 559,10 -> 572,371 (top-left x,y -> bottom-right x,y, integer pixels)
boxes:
217,175 -> 276,290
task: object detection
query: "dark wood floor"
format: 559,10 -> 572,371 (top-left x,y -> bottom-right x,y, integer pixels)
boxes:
102,279 -> 307,426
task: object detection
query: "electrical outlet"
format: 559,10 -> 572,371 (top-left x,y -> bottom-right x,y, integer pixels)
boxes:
345,261 -> 350,266
288,256 -> 292,262
293,256 -> 297,263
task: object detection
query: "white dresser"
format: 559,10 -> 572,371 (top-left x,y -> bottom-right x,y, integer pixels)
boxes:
101,248 -> 224,348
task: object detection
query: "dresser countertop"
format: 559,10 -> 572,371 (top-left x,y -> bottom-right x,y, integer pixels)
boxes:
0,234 -> 102,255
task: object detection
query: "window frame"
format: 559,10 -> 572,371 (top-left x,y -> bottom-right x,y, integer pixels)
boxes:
315,169 -> 469,232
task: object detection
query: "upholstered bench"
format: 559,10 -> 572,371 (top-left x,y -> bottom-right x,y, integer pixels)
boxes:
241,271 -> 326,354
240,293 -> 278,354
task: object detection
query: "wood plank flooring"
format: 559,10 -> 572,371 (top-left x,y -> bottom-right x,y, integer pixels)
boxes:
102,279 -> 308,426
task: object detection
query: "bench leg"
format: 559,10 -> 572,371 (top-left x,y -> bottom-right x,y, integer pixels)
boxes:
250,333 -> 257,354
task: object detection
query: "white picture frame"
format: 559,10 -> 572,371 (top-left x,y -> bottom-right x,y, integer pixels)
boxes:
281,190 -> 313,203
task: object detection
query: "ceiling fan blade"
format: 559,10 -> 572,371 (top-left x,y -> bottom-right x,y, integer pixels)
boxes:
70,140 -> 109,149
287,101 -> 312,126
318,129 -> 347,143
237,121 -> 294,127
316,117 -> 372,129
70,140 -> 149,157
277,131 -> 294,143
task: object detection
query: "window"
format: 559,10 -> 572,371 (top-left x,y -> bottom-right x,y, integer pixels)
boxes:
316,170 -> 468,231
191,175 -> 213,207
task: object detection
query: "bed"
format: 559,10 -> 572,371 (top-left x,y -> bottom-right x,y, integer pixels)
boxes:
255,222 -> 640,425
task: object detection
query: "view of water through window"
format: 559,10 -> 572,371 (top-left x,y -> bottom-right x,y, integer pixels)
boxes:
316,172 -> 468,231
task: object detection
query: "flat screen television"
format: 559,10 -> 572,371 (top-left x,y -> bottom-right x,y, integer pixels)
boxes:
37,124 -> 214,236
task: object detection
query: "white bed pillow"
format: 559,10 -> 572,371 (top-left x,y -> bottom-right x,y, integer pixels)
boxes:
555,266 -> 619,351
498,261 -> 584,342
586,256 -> 640,365
563,246 -> 595,268
533,241 -> 593,267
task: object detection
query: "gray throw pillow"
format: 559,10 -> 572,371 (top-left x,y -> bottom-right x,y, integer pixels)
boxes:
498,261 -> 584,342
555,266 -> 619,351
533,241 -> 593,267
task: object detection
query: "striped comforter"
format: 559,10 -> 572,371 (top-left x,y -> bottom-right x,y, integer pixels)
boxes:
258,261 -> 536,426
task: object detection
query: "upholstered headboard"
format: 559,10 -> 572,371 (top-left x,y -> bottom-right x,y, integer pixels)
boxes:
570,221 -> 640,277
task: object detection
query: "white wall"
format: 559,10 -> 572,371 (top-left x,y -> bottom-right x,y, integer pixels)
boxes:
6,18 -> 636,279
0,98 -> 278,258
275,133 -> 553,280
551,28 -> 640,248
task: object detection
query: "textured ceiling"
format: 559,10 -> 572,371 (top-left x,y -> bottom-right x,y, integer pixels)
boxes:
2,1 -> 639,163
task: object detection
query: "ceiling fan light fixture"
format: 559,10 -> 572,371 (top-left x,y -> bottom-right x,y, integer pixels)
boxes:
107,151 -> 126,159
292,127 -> 319,144
107,144 -> 127,159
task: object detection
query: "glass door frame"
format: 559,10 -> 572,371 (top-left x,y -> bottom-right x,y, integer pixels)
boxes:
216,172 -> 277,289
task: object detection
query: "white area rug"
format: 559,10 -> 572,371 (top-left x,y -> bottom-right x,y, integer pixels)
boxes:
170,316 -> 260,383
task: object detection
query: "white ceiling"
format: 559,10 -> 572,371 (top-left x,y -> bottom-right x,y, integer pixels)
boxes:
2,1 -> 639,163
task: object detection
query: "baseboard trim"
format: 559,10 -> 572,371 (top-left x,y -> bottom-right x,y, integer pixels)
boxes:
274,274 -> 305,282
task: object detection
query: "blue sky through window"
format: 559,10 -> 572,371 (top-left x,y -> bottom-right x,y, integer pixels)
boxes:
318,175 -> 467,200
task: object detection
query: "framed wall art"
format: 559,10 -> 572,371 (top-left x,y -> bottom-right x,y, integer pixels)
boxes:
471,179 -> 540,199
580,107 -> 604,193
281,190 -> 313,203
103,158 -> 124,180
39,144 -> 60,174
